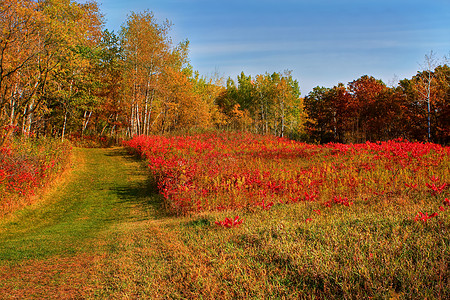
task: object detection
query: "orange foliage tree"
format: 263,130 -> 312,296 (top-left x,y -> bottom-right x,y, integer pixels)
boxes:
0,0 -> 103,144
120,11 -> 217,136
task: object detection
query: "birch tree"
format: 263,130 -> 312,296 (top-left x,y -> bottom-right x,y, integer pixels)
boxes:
416,51 -> 440,142
121,11 -> 172,136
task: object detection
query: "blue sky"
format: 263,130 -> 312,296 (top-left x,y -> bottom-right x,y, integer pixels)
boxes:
92,0 -> 450,95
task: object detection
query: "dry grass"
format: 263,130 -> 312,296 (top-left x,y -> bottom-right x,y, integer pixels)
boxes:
0,143 -> 448,299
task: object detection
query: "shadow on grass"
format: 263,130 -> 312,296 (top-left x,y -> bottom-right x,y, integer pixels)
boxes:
104,146 -> 144,162
111,179 -> 173,221
106,147 -> 173,220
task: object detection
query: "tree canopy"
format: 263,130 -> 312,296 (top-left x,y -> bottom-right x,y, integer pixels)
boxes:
0,1 -> 449,145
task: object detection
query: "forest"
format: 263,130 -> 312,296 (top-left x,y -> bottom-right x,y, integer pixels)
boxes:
1,0 -> 449,146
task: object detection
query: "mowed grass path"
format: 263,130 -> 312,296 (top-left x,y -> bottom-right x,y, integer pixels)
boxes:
0,148 -> 185,299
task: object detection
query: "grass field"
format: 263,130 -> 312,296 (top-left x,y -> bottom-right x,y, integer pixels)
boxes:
0,133 -> 449,299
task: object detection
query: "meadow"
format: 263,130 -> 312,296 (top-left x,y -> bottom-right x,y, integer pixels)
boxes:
123,131 -> 450,298
0,132 -> 449,298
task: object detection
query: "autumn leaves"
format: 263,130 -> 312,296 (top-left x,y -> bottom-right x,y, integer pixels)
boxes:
125,132 -> 449,218
0,0 -> 103,145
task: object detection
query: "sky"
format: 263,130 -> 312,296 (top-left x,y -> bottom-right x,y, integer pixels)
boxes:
89,0 -> 450,95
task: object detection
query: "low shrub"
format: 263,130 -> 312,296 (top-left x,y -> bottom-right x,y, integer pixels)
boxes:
0,137 -> 72,216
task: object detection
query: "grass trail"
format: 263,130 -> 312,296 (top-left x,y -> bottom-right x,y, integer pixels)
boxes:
0,148 -> 157,260
0,147 -> 172,298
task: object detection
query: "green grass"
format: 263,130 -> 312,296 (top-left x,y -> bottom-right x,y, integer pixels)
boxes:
0,147 -> 168,298
0,148 -> 140,260
0,147 -> 448,299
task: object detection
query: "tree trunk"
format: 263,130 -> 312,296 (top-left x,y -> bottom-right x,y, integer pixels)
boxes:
82,111 -> 92,136
62,110 -> 68,141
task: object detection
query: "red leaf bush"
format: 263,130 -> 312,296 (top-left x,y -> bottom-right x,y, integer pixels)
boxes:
0,137 -> 72,216
124,132 -> 449,215
215,216 -> 244,228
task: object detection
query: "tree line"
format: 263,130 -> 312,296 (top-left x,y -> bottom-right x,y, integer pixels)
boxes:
1,0 -> 448,145
0,0 -> 214,145
304,61 -> 450,144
